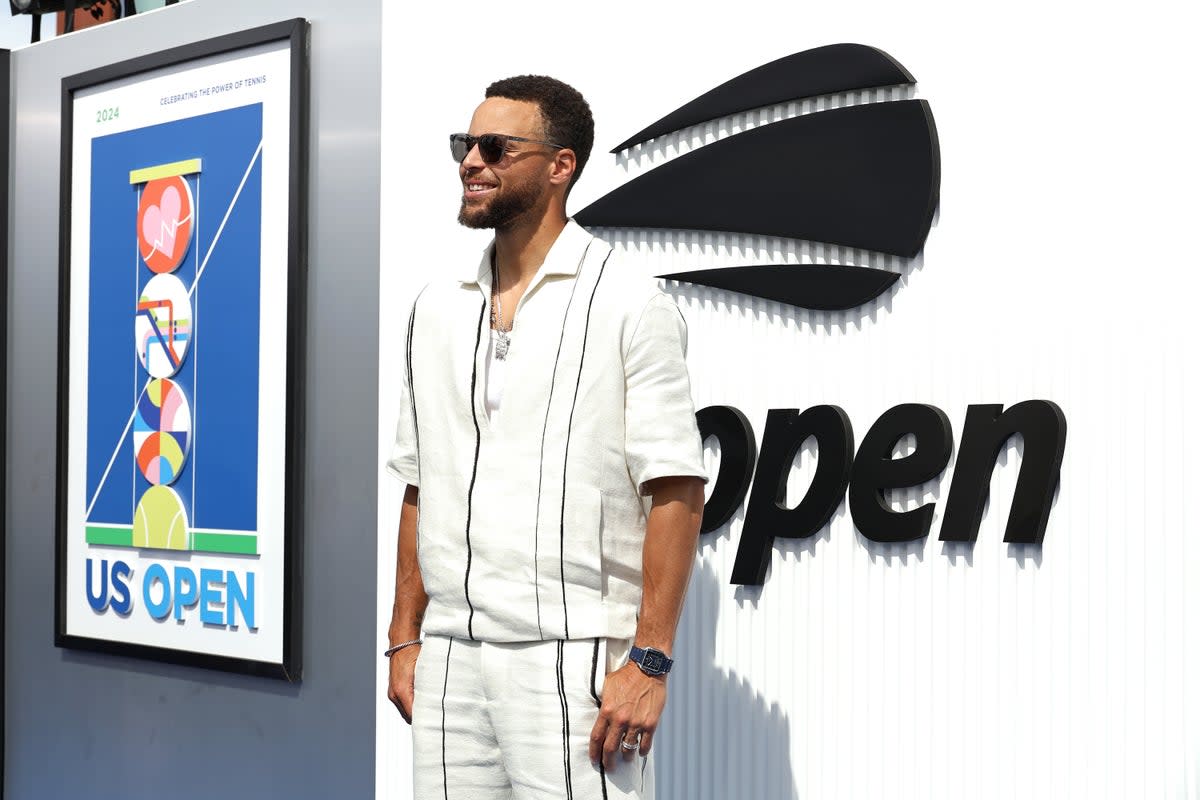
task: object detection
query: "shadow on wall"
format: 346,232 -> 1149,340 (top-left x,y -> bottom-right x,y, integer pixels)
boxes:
658,557 -> 797,800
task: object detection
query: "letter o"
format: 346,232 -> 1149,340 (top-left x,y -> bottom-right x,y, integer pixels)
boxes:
142,563 -> 172,620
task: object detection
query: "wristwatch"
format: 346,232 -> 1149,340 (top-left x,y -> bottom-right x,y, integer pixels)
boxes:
629,646 -> 673,676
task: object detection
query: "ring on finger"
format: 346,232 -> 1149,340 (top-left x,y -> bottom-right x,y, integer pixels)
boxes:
620,732 -> 640,752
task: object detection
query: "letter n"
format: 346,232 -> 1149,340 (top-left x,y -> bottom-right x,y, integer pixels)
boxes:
940,400 -> 1067,545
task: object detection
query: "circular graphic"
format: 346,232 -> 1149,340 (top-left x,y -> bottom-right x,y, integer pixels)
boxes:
133,378 -> 192,485
137,175 -> 194,274
132,485 -> 189,551
135,273 -> 192,377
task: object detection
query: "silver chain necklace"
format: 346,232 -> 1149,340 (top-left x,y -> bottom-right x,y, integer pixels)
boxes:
490,262 -> 512,360
489,240 -> 591,361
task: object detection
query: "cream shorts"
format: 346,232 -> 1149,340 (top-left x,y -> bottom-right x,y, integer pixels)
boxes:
412,635 -> 654,800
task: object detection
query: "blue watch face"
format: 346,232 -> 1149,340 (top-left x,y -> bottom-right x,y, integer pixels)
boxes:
634,647 -> 672,675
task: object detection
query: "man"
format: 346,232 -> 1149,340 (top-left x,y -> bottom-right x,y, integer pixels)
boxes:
386,74 -> 706,800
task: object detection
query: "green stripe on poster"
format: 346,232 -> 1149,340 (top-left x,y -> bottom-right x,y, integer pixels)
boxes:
85,525 -> 134,547
192,533 -> 259,555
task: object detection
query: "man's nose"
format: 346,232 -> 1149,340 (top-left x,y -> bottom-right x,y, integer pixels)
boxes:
460,141 -> 486,171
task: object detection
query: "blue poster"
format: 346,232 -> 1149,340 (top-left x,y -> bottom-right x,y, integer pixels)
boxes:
83,103 -> 264,557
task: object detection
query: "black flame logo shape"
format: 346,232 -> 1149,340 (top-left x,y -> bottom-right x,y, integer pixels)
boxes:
576,43 -> 940,310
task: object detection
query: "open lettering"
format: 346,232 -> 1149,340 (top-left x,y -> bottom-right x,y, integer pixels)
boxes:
697,401 -> 1067,585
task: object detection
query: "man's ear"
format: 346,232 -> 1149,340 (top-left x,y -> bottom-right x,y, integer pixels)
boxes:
548,148 -> 577,187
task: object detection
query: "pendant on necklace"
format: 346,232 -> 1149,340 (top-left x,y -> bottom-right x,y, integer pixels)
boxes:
495,331 -> 510,360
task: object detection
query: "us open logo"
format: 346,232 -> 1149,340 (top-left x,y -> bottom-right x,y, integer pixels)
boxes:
579,45 -> 1066,586
577,43 -> 939,311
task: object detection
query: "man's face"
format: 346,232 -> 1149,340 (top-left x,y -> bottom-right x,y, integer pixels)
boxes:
457,97 -> 553,231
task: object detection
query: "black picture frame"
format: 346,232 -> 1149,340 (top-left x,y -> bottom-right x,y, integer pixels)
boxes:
54,19 -> 309,681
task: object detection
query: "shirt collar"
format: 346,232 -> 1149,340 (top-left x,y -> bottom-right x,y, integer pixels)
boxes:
458,218 -> 592,285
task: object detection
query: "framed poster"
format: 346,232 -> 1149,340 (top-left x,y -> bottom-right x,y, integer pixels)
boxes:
55,19 -> 309,680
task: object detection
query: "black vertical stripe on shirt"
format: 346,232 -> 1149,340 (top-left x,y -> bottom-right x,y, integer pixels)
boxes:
590,637 -> 610,800
533,241 -> 592,640
406,288 -> 429,555
440,638 -> 454,800
406,286 -> 429,484
559,250 -> 613,637
557,640 -> 574,800
463,298 -> 487,641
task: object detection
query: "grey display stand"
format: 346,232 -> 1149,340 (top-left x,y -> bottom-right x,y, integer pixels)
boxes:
4,2 -> 379,796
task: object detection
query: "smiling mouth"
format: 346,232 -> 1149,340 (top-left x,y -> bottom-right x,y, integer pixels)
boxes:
463,182 -> 497,200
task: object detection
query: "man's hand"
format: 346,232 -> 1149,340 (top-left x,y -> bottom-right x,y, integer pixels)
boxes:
386,644 -> 421,724
588,661 -> 666,769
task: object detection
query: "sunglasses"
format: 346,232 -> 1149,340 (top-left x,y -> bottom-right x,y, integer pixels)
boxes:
449,132 -> 567,164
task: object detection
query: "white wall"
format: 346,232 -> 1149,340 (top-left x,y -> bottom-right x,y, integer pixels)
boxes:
378,3 -> 1200,797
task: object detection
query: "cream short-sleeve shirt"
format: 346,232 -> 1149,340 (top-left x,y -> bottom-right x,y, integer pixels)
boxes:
388,220 -> 707,643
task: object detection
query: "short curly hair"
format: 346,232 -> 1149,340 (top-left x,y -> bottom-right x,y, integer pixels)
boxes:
485,75 -> 594,192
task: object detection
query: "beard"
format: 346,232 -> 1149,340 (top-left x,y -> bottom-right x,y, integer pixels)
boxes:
457,178 -> 543,231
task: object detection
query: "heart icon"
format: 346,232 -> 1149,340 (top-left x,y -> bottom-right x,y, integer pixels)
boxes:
142,184 -> 182,259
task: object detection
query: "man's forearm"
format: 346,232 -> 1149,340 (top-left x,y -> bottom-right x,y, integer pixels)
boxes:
589,475 -> 704,766
389,484 -> 428,643
634,476 -> 705,654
